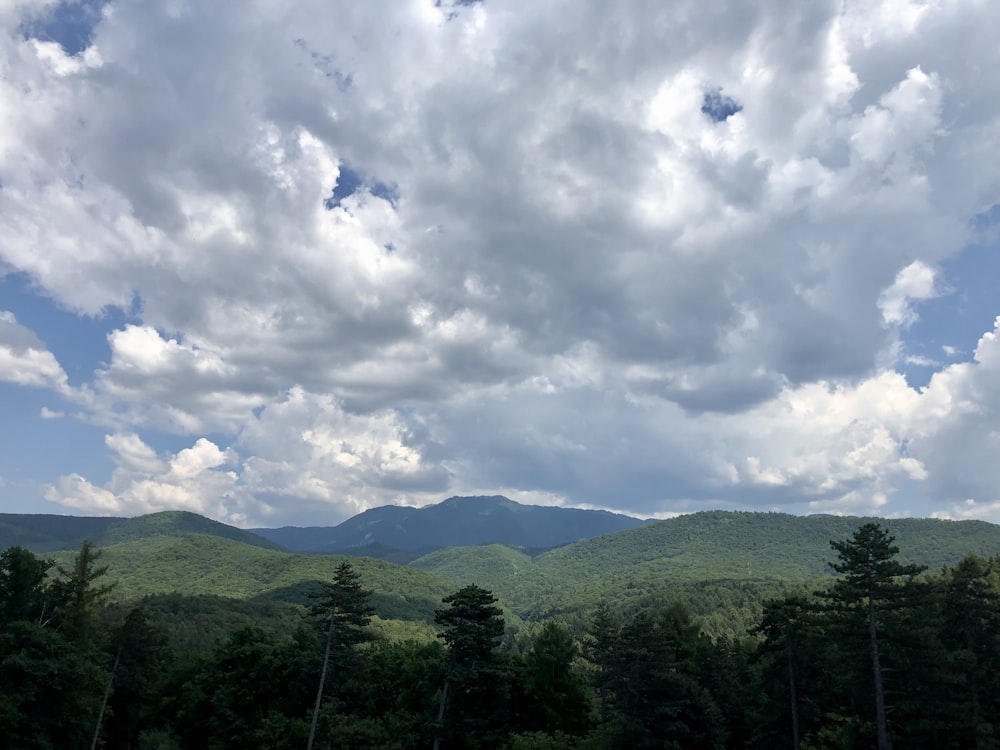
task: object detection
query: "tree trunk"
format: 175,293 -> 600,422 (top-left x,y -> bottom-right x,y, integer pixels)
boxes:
432,679 -> 449,750
307,611 -> 336,750
786,648 -> 800,750
869,598 -> 891,750
91,644 -> 121,750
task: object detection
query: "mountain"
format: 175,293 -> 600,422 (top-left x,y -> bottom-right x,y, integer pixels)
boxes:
0,513 -> 120,552
251,495 -> 648,555
0,510 -> 282,553
411,510 -> 1000,620
17,508 -> 1000,643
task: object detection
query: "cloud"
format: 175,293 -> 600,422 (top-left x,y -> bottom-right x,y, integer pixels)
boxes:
40,406 -> 65,419
0,311 -> 69,393
879,261 -> 939,328
2,1 -> 1000,524
45,433 -> 257,524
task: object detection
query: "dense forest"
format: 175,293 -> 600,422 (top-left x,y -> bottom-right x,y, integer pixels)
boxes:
2,523 -> 999,748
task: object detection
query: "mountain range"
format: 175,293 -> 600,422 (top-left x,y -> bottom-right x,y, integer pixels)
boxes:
1,495 -> 645,557
250,495 -> 649,559
5,497 -> 1000,643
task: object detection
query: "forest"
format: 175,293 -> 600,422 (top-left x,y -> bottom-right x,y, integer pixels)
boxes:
1,522 -> 999,749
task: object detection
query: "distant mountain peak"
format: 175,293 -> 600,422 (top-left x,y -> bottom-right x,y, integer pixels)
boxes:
252,494 -> 648,556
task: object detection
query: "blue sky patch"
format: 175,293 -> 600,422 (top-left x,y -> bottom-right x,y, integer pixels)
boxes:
701,88 -> 743,123
20,0 -> 106,56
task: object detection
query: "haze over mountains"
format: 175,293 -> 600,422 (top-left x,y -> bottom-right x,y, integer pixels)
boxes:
0,495 -> 645,557
250,495 -> 650,558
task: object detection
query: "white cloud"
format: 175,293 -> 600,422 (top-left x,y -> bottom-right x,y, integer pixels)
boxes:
0,311 -> 69,393
2,1 -> 1000,524
45,433 -> 255,524
39,406 -> 65,419
879,261 -> 939,327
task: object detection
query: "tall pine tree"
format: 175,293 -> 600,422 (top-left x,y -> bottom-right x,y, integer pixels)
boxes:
826,523 -> 924,750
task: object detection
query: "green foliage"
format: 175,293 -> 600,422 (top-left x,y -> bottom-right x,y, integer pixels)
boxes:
515,622 -> 592,737
0,546 -> 52,626
411,544 -> 534,591
50,540 -> 115,642
49,533 -> 456,625
310,560 -> 376,649
435,585 -> 509,748
0,620 -> 107,748
411,512 -> 1000,637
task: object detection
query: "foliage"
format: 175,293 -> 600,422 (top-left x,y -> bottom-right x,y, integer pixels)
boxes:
435,584 -> 509,748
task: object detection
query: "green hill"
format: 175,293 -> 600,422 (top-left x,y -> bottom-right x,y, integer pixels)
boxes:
409,511 -> 1000,622
0,509 -> 283,552
49,533 -> 461,627
0,513 -> 120,552
409,544 -> 534,591
19,509 -> 1000,643
97,510 -> 284,550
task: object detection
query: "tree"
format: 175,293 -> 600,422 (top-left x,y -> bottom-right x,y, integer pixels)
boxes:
433,585 -> 506,749
826,523 -> 924,750
307,560 -> 374,750
50,540 -> 115,642
516,622 -> 591,737
754,595 -> 814,750
0,546 -> 53,628
936,554 -> 1000,748
94,607 -> 172,750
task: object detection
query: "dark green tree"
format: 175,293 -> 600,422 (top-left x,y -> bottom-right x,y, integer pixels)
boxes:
307,560 -> 375,750
433,584 -> 506,749
753,595 -> 816,750
825,523 -> 924,750
590,603 -> 724,749
515,621 -> 592,738
94,607 -> 173,750
0,547 -> 53,629
50,540 -> 115,642
937,554 -> 1000,748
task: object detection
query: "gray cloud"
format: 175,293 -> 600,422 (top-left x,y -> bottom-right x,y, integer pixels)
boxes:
2,1 -> 999,523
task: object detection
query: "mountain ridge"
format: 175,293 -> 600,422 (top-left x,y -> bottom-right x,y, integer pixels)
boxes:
250,495 -> 650,555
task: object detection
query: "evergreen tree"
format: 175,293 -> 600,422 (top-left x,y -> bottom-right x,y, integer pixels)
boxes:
307,560 -> 375,750
50,540 -> 115,642
516,621 -> 592,738
825,523 -> 924,750
753,595 -> 816,750
95,607 -> 173,750
938,554 -> 1000,748
0,547 -> 53,628
434,584 -> 507,749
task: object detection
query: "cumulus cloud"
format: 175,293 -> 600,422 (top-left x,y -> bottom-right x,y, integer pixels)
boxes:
0,311 -> 69,392
3,1 -> 1000,523
45,433 -> 257,524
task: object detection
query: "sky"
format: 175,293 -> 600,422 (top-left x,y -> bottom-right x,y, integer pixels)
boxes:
1,0 -> 1000,528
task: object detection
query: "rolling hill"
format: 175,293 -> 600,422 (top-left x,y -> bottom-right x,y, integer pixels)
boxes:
49,533 -> 460,627
410,511 -> 1000,619
0,510 -> 281,553
11,506 -> 1000,642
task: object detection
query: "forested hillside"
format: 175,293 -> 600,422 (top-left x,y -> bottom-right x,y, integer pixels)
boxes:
2,523 -> 999,748
0,510 -> 280,553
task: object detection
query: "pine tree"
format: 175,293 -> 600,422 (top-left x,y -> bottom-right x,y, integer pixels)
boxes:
306,560 -> 374,750
433,585 -> 506,749
826,523 -> 924,750
50,540 -> 115,642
